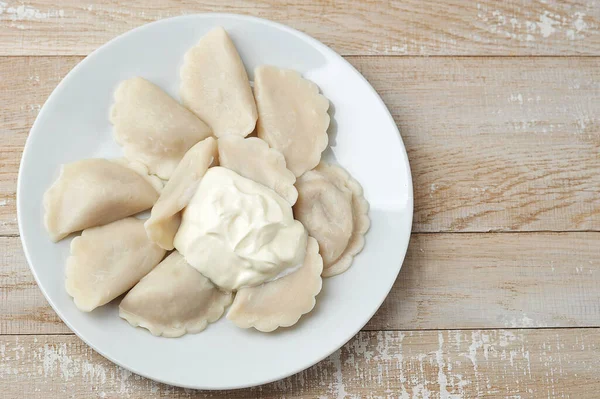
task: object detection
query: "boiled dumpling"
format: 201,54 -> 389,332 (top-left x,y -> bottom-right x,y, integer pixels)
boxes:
144,137 -> 218,250
112,158 -> 164,193
65,218 -> 166,312
294,163 -> 370,277
110,77 -> 212,179
119,251 -> 233,337
254,65 -> 330,177
227,237 -> 322,332
44,159 -> 159,242
180,27 -> 257,137
294,165 -> 352,268
218,136 -> 297,205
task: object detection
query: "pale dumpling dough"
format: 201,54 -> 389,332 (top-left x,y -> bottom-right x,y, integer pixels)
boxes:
65,218 -> 166,312
180,27 -> 257,137
254,65 -> 330,177
227,237 -> 323,332
218,136 -> 297,205
112,158 -> 164,193
44,159 -> 159,242
110,77 -> 212,179
144,137 -> 218,250
119,251 -> 233,338
294,163 -> 370,277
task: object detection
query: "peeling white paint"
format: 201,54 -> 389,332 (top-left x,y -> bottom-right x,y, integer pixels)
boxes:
476,5 -> 593,44
1,3 -> 65,21
436,332 -> 463,399
40,343 -> 107,385
501,314 -> 547,328
509,93 -> 524,105
573,12 -> 588,33
537,11 -> 559,38
330,350 -> 348,399
391,44 -> 408,54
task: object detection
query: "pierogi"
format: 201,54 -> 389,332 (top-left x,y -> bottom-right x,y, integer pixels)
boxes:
44,159 -> 159,242
145,137 -> 218,250
254,65 -> 330,177
218,135 -> 297,205
111,77 -> 212,179
294,163 -> 370,277
227,237 -> 323,332
180,27 -> 257,138
120,251 -> 232,337
65,218 -> 166,312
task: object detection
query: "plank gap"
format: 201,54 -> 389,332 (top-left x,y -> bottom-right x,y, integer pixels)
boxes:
3,325 -> 600,337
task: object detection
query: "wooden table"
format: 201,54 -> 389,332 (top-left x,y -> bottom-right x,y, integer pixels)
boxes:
1,1 -> 599,397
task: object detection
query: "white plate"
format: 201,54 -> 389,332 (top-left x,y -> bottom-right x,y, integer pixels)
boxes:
17,14 -> 413,390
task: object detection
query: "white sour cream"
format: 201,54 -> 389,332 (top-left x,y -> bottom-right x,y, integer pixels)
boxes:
173,167 -> 307,291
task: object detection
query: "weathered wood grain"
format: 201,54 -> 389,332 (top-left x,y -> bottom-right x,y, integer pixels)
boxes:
350,56 -> 600,233
3,232 -> 600,334
0,0 -> 599,56
2,1 -> 600,397
2,56 -> 599,235
0,237 -> 66,334
367,232 -> 600,331
1,329 -> 598,398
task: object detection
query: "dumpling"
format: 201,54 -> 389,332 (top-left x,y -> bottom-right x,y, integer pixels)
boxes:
294,163 -> 370,277
65,217 -> 166,312
180,27 -> 257,138
294,166 -> 352,268
227,237 -> 322,332
44,159 -> 159,242
119,251 -> 233,338
112,158 -> 164,193
218,136 -> 297,205
144,137 -> 218,250
254,65 -> 330,177
110,77 -> 212,179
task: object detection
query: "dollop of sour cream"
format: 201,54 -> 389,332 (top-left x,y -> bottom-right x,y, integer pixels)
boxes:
174,167 -> 307,291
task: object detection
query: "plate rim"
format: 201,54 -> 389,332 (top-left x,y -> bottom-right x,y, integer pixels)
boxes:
17,12 -> 414,390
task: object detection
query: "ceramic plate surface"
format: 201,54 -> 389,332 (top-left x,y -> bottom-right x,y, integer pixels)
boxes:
17,14 -> 413,389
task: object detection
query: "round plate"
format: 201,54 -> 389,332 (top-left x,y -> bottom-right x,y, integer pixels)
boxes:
17,14 -> 413,389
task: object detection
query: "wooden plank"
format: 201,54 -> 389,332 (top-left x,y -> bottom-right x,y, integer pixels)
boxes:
3,232 -> 600,334
354,56 -> 600,233
2,56 -> 600,235
366,232 -> 600,331
1,329 -> 599,398
0,0 -> 599,56
0,237 -> 66,334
